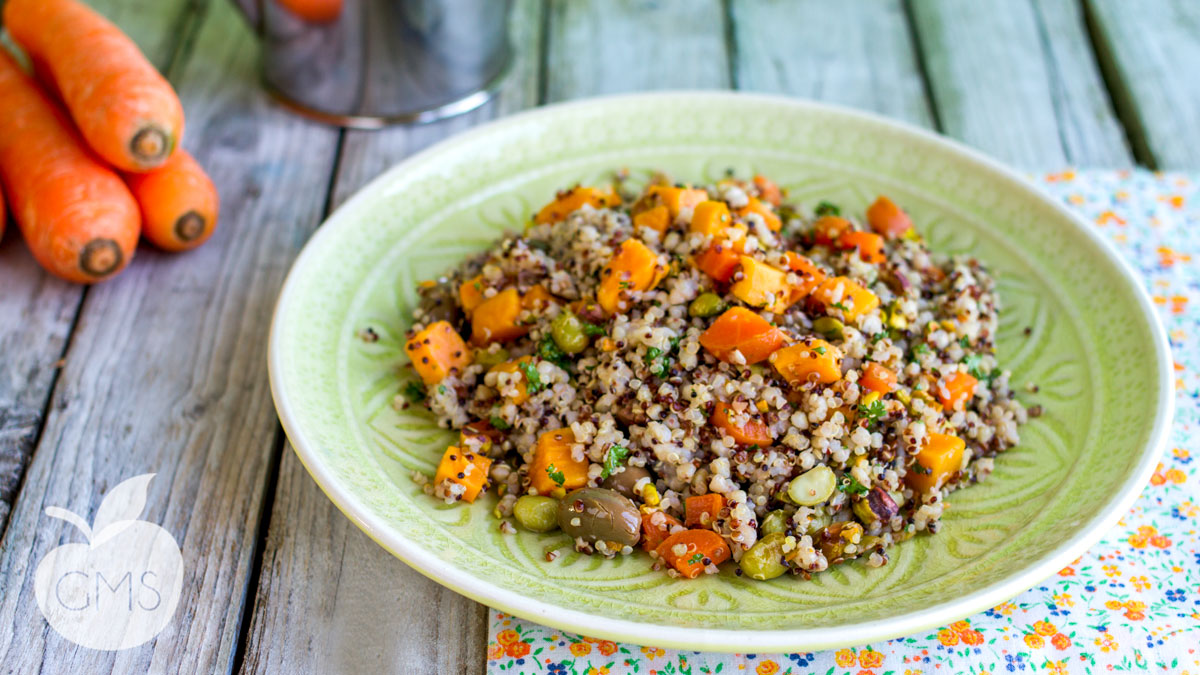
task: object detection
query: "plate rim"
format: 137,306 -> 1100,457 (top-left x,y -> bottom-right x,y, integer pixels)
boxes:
267,90 -> 1174,651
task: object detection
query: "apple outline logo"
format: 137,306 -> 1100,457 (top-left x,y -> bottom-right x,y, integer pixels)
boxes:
33,473 -> 183,651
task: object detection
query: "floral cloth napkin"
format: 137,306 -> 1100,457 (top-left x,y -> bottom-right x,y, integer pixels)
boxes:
486,170 -> 1200,675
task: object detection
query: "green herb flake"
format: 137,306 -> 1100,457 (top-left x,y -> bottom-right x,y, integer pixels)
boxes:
857,399 -> 886,426
815,346 -> 827,355
831,302 -> 849,312
688,553 -> 705,565
814,201 -> 841,217
489,415 -> 512,431
401,381 -> 426,403
537,336 -> 569,368
518,360 -> 545,394
912,342 -> 931,356
546,463 -> 566,487
837,474 -> 869,496
581,321 -> 607,337
600,444 -> 631,480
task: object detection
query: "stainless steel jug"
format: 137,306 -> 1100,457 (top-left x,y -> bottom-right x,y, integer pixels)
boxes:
232,0 -> 513,127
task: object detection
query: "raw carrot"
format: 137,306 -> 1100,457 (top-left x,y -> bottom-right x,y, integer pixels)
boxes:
655,529 -> 731,579
0,52 -> 139,283
123,150 -> 217,251
4,0 -> 185,171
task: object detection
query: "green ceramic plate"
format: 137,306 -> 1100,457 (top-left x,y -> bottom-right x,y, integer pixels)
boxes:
268,92 -> 1172,651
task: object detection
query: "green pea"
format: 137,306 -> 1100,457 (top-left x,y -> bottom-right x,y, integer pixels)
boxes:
513,495 -> 560,533
551,309 -> 590,355
740,532 -> 788,581
474,347 -> 510,368
760,509 -> 790,536
688,292 -> 726,318
812,316 -> 844,340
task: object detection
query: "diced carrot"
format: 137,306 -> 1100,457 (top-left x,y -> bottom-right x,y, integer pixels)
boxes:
405,321 -> 472,385
753,174 -> 782,206
655,529 -> 731,579
710,401 -> 774,446
694,241 -> 742,283
597,239 -> 667,314
936,371 -> 978,410
633,204 -> 671,233
730,256 -> 793,314
860,362 -> 898,394
488,356 -> 534,405
528,428 -> 588,495
811,276 -> 880,323
866,195 -> 913,238
736,197 -> 782,232
535,186 -> 620,224
839,230 -> 886,264
433,445 -> 493,502
684,493 -> 726,528
699,307 -> 789,365
459,275 -> 486,315
783,252 -> 827,300
689,200 -> 732,238
769,337 -> 843,386
906,432 -> 966,493
648,185 -> 708,218
813,216 -> 852,245
470,287 -> 527,344
641,511 -> 684,552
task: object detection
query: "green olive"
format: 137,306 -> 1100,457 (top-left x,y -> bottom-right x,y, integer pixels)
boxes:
474,346 -> 510,368
812,316 -> 844,340
760,509 -> 789,536
740,532 -> 788,580
689,292 -> 726,318
551,309 -> 590,354
513,495 -> 560,533
787,465 -> 836,506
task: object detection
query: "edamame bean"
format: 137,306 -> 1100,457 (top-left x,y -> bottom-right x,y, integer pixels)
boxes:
551,309 -> 590,354
760,509 -> 789,535
740,532 -> 788,580
513,495 -> 560,533
786,465 -> 836,506
688,292 -> 725,318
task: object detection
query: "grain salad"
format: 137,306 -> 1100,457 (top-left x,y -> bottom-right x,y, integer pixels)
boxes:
397,171 -> 1029,581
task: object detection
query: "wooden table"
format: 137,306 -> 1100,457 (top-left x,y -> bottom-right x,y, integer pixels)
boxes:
0,1 -> 1196,672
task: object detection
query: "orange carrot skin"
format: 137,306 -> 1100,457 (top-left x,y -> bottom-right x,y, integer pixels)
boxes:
123,150 -> 218,251
0,52 -> 139,283
5,0 -> 185,172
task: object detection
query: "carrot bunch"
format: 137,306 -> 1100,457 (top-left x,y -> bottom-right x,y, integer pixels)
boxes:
0,0 -> 219,283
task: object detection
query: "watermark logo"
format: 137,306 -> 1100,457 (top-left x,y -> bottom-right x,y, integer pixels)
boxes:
33,473 -> 183,650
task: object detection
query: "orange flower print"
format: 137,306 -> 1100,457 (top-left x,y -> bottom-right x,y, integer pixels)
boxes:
496,629 -> 520,646
1051,633 -> 1072,649
994,602 -> 1017,615
1057,566 -> 1076,577
641,646 -> 665,659
1046,659 -> 1069,675
1165,468 -> 1187,483
1052,592 -> 1075,607
1174,448 -> 1191,460
1156,246 -> 1192,268
835,649 -> 857,667
486,643 -> 504,660
1033,621 -> 1058,636
949,620 -> 971,632
1130,575 -> 1151,591
1095,210 -> 1126,226
1105,600 -> 1124,610
596,641 -> 618,656
1177,501 -> 1199,518
1024,633 -> 1045,649
1045,170 -> 1076,183
586,668 -> 610,675
570,642 -> 592,657
1150,534 -> 1172,548
855,671 -> 876,675
1102,564 -> 1121,578
859,650 -> 884,668
756,661 -> 780,675
505,641 -> 531,658
961,629 -> 985,646
938,629 -> 960,646
1095,632 -> 1119,652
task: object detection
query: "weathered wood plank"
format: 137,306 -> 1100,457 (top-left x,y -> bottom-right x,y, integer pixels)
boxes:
1085,0 -> 1200,169
0,0 -> 342,671
238,2 -> 542,673
908,0 -> 1131,168
544,0 -> 730,101
730,0 -> 935,128
0,0 -> 201,534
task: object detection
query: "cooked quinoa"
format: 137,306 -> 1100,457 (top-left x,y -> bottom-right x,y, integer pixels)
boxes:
397,171 -> 1029,581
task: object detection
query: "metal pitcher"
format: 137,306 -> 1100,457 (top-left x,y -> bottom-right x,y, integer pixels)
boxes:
232,0 -> 513,127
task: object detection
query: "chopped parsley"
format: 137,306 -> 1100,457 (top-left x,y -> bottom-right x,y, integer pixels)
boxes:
911,342 -> 931,358
599,444 -> 631,480
871,332 -> 888,343
837,474 -> 869,496
687,553 -> 705,565
857,399 -> 886,426
401,381 -> 426,403
814,201 -> 842,217
831,301 -> 849,312
959,336 -> 970,348
645,336 -> 682,377
815,346 -> 827,355
489,415 -> 512,431
546,463 -> 565,487
537,336 -> 570,368
518,360 -> 545,394
581,321 -> 607,337
963,353 -> 999,383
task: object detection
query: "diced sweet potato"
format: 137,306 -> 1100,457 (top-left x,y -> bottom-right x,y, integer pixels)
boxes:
731,256 -> 793,314
811,276 -> 880,323
813,216 -> 852,245
433,445 -> 493,502
597,239 -> 667,314
736,197 -> 782,232
459,420 -> 504,455
655,529 -> 731,579
753,174 -> 783,206
906,432 -> 966,493
488,356 -> 534,405
860,362 -> 898,394
769,337 -> 843,385
528,428 -> 588,495
784,252 -> 827,300
406,321 -> 472,385
839,230 -> 886,264
936,371 -> 978,410
459,275 -> 486,315
695,240 -> 742,283
698,307 -> 789,364
648,185 -> 708,218
521,284 -> 557,311
866,195 -> 913,238
633,204 -> 671,233
689,200 -> 732,237
535,186 -> 620,224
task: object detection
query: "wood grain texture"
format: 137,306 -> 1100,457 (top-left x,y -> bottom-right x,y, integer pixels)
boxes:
544,0 -> 730,101
0,0 -> 201,535
239,3 -> 542,673
0,0 -> 341,672
909,0 -> 1131,168
1085,0 -> 1200,169
730,0 -> 935,128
